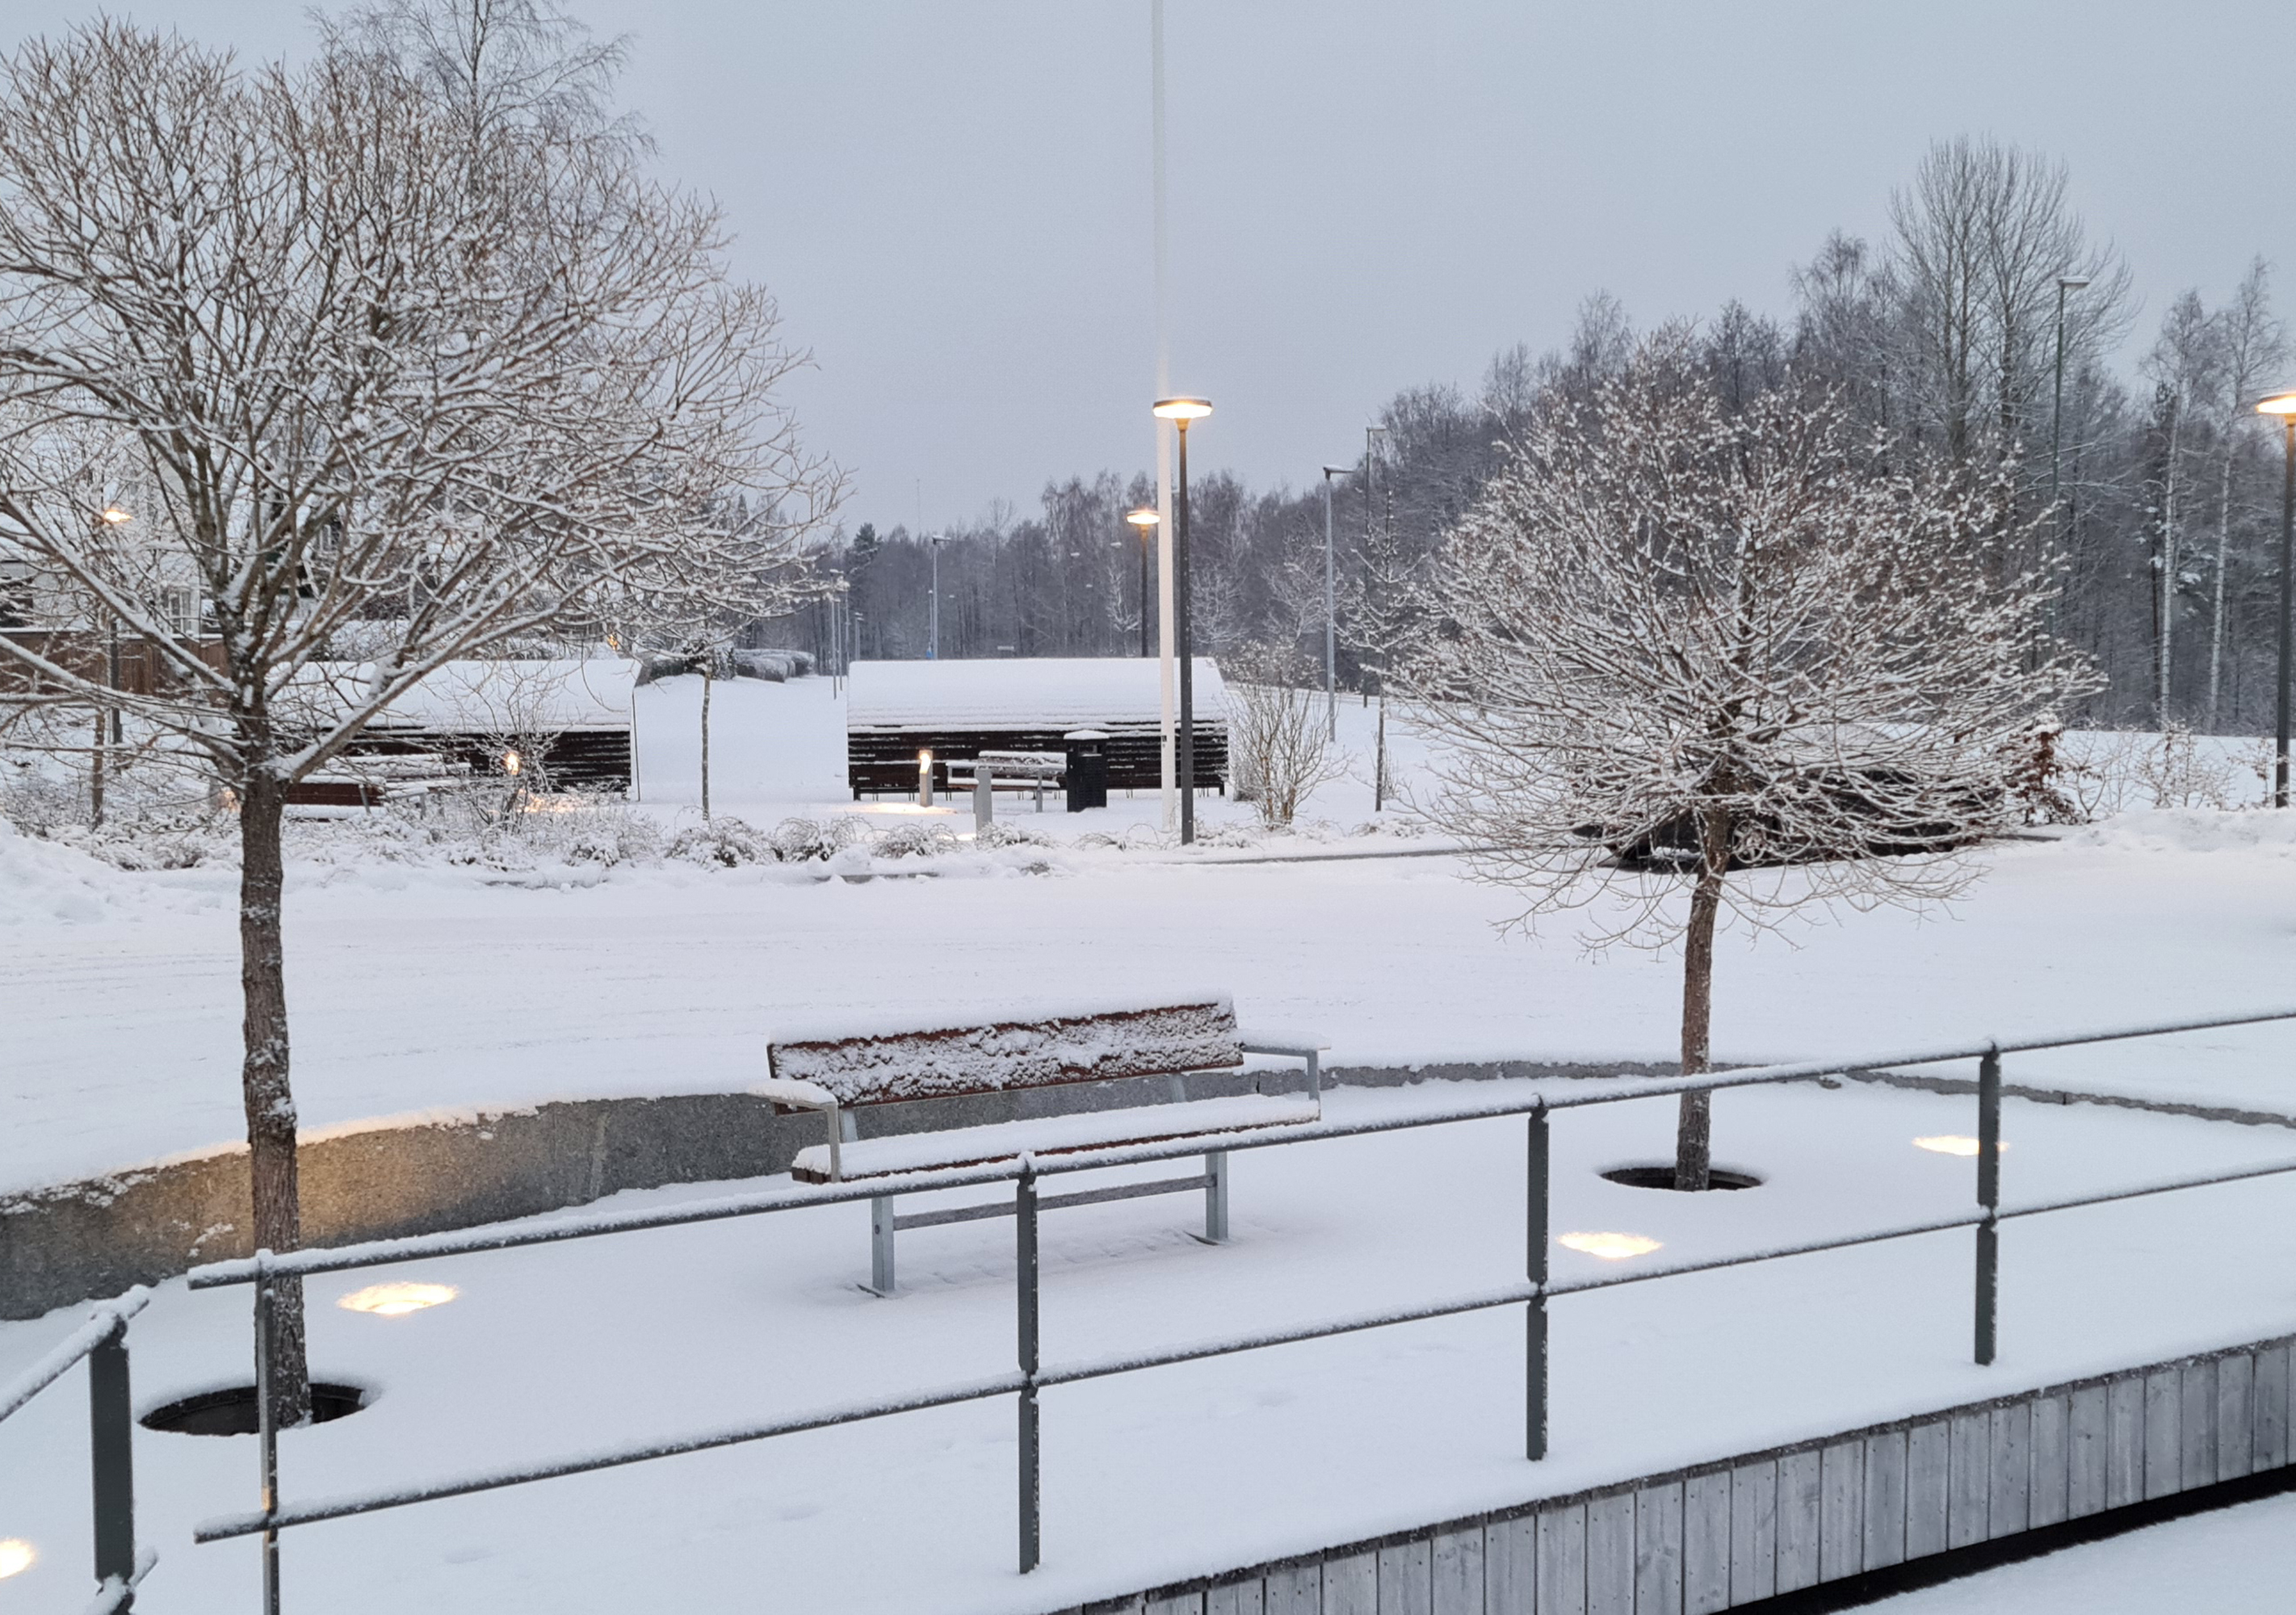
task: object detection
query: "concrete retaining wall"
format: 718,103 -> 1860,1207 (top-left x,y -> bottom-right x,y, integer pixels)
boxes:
12,1056 -> 2285,1323
1057,1333 -> 2296,1615
8,1060 -> 1673,1319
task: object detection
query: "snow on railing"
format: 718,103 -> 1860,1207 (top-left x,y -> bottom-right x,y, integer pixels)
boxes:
180,1004 -> 2296,1598
0,1290 -> 150,1611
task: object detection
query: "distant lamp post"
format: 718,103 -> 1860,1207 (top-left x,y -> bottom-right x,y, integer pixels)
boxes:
1320,465 -> 1349,740
1126,507 -> 1160,658
1152,396 -> 1212,844
928,535 -> 947,660
2050,275 -> 2092,559
2256,389 -> 2296,808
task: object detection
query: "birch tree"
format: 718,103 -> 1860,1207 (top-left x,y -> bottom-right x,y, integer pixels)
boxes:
1403,332 -> 2091,1189
0,17 -> 833,1420
2210,261 -> 2284,724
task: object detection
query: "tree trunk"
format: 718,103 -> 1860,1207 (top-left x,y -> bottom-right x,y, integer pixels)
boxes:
1675,804 -> 1730,1191
239,770 -> 311,1426
2210,434 -> 2235,726
89,702 -> 106,828
699,664 -> 712,821
1374,694 -> 1387,813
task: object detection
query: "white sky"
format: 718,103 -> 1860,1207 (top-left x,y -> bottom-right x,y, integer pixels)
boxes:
8,2 -> 2296,530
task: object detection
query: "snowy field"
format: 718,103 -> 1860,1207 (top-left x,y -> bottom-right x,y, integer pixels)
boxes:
7,678 -> 2296,1198
10,677 -> 2296,1609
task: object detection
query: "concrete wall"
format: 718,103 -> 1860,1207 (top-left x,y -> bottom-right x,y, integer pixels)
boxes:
13,1055 -> 2279,1322
7,1061 -> 1678,1319
1056,1333 -> 2296,1615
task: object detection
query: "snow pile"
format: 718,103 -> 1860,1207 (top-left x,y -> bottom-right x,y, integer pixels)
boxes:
2065,806 -> 2296,856
0,817 -> 156,924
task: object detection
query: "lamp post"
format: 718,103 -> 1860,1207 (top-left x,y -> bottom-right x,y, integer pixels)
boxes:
2258,391 -> 2296,808
2050,275 -> 2091,564
928,535 -> 946,660
1126,507 -> 1159,657
1152,396 -> 1211,843
90,503 -> 131,827
1320,465 -> 1348,740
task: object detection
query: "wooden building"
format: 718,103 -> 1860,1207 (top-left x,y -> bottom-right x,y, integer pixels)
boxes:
292,659 -> 637,803
845,657 -> 1228,798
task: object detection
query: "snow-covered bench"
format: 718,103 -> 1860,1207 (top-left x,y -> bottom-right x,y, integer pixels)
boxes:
944,750 -> 1065,813
759,996 -> 1325,1294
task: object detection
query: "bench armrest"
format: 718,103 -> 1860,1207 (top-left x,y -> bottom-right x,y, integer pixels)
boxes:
755,1077 -> 844,1181
1237,1032 -> 1328,1104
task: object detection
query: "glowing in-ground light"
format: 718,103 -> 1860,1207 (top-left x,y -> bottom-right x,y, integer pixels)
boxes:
338,1282 -> 458,1316
1557,1231 -> 1662,1261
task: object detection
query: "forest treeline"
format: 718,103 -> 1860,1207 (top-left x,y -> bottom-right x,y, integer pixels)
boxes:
774,137 -> 2290,735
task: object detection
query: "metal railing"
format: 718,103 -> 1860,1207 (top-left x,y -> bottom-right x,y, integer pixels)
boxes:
178,1004 -> 2296,1605
0,1288 -> 154,1614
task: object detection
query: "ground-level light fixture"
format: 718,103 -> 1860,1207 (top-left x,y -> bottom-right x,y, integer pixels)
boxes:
338,1281 -> 458,1316
0,1539 -> 33,1579
918,749 -> 934,808
1557,1231 -> 1662,1261
502,749 -> 522,776
1913,1135 -> 2008,1157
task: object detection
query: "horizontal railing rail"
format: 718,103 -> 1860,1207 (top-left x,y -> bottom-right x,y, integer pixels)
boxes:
175,1002 -> 2296,1605
0,1289 -> 151,1613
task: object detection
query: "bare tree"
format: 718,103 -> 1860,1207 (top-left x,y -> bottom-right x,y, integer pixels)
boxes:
1402,330 -> 2090,1190
1225,641 -> 1347,829
2210,260 -> 2285,724
1887,138 -> 2130,484
2143,292 -> 2223,723
0,16 -> 833,1420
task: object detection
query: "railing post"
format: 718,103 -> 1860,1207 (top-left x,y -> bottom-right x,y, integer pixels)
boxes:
1526,1103 -> 1549,1461
1016,1160 -> 1041,1574
86,1314 -> 136,1609
1975,1048 -> 2001,1366
256,1258 -> 282,1615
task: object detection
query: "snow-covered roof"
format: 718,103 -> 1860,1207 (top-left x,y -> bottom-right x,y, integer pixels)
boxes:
292,658 -> 635,732
846,656 -> 1227,731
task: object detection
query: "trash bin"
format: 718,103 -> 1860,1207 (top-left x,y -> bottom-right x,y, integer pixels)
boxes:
1063,730 -> 1109,812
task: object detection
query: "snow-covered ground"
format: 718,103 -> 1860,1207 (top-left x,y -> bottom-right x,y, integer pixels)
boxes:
10,676 -> 2296,1610
6,1079 -> 2296,1614
1869,1489 -> 2296,1612
8,678 -> 2296,1197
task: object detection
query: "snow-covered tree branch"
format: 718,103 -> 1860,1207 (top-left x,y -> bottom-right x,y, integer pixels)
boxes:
1401,329 -> 2095,1189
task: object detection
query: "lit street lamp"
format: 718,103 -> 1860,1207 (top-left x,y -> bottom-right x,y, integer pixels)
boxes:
2257,390 -> 2296,808
1126,507 -> 1159,658
1320,465 -> 1348,740
1152,396 -> 1211,844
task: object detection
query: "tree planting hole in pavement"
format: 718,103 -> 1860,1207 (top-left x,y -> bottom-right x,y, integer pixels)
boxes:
1601,1164 -> 1764,1192
142,1382 -> 370,1437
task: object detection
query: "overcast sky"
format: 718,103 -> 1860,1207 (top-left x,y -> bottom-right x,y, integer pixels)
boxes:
9,2 -> 2296,532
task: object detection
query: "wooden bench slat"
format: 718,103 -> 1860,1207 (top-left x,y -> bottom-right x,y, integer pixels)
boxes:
767,998 -> 1244,1107
790,1094 -> 1320,1184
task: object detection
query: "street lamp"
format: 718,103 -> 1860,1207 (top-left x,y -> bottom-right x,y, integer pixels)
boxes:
928,535 -> 947,660
2256,390 -> 2296,808
1126,508 -> 1159,658
2050,275 -> 2091,560
1152,396 -> 1211,843
1320,465 -> 1349,740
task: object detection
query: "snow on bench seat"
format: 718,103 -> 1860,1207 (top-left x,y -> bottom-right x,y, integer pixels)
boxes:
788,1094 -> 1320,1184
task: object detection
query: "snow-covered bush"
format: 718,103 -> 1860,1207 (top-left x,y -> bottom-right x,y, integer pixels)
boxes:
1225,643 -> 1349,830
668,816 -> 774,867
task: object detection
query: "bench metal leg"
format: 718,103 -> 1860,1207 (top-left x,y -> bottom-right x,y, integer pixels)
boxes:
870,1195 -> 896,1295
1202,1150 -> 1228,1244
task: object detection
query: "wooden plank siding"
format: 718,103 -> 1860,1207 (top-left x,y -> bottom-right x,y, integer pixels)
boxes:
1059,1333 -> 2296,1615
848,723 -> 1227,796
